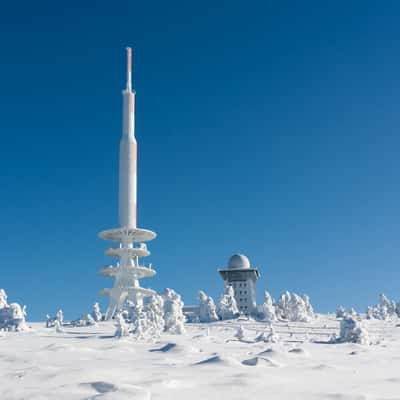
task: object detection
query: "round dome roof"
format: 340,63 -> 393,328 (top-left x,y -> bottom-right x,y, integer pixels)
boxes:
228,254 -> 250,270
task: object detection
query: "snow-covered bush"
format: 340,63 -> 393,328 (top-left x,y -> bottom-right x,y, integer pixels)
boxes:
145,294 -> 165,338
234,325 -> 245,340
259,291 -> 277,322
336,306 -> 346,318
367,294 -> 398,320
275,291 -> 314,322
339,316 -> 369,345
217,286 -> 239,320
198,291 -> 218,323
91,302 -> 102,322
0,289 -> 27,332
114,313 -> 130,337
163,288 -> 185,334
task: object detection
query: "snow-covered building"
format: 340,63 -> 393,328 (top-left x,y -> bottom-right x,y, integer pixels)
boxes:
218,254 -> 260,315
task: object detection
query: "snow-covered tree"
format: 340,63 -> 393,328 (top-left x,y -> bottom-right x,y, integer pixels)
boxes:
336,306 -> 346,319
259,290 -> 277,322
198,291 -> 219,323
145,294 -> 165,338
217,286 -> 239,320
91,302 -> 102,322
114,313 -> 130,337
56,309 -> 64,325
347,308 -> 357,318
302,294 -> 315,318
0,290 -> 27,332
276,291 -> 291,320
163,288 -> 185,334
275,292 -> 314,322
288,293 -> 311,322
339,316 -> 369,345
366,294 -> 398,320
55,319 -> 64,333
0,289 -> 8,309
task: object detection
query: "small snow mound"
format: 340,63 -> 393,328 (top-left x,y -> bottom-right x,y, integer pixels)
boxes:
149,342 -> 177,352
288,347 -> 309,357
193,354 -> 240,367
242,356 -> 281,367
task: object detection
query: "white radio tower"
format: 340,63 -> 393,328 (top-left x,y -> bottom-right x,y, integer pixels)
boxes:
98,48 -> 157,320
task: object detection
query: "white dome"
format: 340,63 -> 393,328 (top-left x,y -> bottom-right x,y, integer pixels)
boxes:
228,254 -> 250,270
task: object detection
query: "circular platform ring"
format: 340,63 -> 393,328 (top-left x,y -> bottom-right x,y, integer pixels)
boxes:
98,265 -> 156,279
106,247 -> 150,258
99,286 -> 156,297
98,227 -> 156,243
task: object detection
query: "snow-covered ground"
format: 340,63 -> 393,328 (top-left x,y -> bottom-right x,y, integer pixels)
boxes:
1,315 -> 400,399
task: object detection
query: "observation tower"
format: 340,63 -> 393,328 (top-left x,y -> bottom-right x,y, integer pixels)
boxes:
98,48 -> 157,320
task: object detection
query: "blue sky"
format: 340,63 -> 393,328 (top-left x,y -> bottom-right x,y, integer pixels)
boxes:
0,1 -> 399,320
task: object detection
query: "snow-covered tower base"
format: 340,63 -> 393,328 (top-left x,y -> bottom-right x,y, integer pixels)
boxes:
98,227 -> 156,320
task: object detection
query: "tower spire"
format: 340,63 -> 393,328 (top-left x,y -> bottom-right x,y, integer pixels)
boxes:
126,47 -> 132,91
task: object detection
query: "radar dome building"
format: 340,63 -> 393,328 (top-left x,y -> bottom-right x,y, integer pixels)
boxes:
218,254 -> 260,314
98,48 -> 157,320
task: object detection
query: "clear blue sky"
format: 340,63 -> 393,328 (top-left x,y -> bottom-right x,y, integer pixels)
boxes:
1,1 -> 399,320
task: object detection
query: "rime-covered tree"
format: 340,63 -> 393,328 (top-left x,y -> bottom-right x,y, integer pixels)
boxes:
91,302 -> 102,322
217,286 -> 239,320
260,290 -> 276,322
163,288 -> 185,334
114,313 -> 130,337
336,306 -> 346,319
198,291 -> 219,323
0,289 -> 27,332
145,294 -> 165,338
56,309 -> 64,325
0,289 -> 8,309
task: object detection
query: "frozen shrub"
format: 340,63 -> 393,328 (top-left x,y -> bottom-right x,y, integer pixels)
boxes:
339,316 -> 369,345
234,325 -> 245,340
198,290 -> 219,323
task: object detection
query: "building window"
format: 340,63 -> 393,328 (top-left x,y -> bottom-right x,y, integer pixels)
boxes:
244,283 -> 246,287
244,291 -> 247,295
